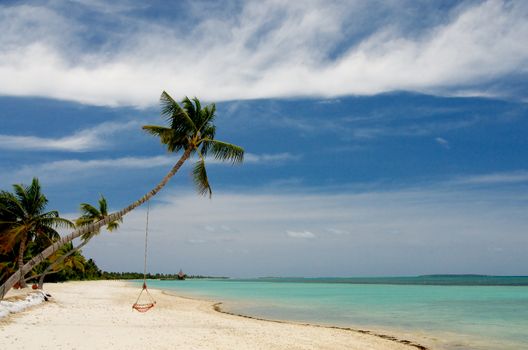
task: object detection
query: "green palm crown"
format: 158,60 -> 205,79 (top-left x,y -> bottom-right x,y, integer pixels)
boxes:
142,92 -> 244,197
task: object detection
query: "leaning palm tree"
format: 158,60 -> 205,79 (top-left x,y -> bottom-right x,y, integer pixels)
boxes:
36,196 -> 120,289
0,92 -> 244,298
0,178 -> 74,288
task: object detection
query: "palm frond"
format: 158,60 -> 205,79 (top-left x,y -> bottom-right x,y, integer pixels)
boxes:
27,178 -> 47,214
192,159 -> 212,197
160,91 -> 197,132
106,221 -> 120,232
206,140 -> 244,164
13,178 -> 47,216
98,196 -> 108,216
0,229 -> 22,254
79,203 -> 100,218
35,210 -> 74,229
72,258 -> 85,272
0,191 -> 25,218
80,231 -> 95,242
199,125 -> 217,157
192,97 -> 201,115
197,103 -> 216,133
34,225 -> 60,244
181,97 -> 196,119
75,216 -> 96,228
142,125 -> 189,152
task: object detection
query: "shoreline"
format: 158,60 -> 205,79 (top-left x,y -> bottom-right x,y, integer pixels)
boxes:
0,280 -> 427,349
158,289 -> 429,350
210,302 -> 428,350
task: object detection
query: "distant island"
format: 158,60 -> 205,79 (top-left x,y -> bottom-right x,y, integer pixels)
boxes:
250,275 -> 528,286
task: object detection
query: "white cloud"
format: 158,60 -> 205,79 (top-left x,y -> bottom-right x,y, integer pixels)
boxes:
325,228 -> 350,235
185,238 -> 207,245
0,1 -> 526,107
435,137 -> 450,149
286,230 -> 316,239
0,121 -> 139,152
244,153 -> 301,163
455,171 -> 528,185
0,152 -> 299,184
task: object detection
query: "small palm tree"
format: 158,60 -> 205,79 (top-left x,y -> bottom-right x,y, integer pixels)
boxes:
76,195 -> 122,239
30,243 -> 86,284
58,244 -> 86,277
0,178 -> 74,288
0,92 -> 244,298
36,196 -> 120,289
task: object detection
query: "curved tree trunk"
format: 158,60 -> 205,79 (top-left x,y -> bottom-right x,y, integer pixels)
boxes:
17,236 -> 28,288
38,236 -> 92,289
0,148 -> 192,299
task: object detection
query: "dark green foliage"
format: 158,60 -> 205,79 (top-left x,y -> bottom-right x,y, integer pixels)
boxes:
99,271 -> 227,280
0,178 -> 74,285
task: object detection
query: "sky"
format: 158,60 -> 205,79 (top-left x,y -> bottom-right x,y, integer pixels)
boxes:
0,0 -> 527,277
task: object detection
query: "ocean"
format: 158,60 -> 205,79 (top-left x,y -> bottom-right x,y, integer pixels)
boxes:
144,276 -> 528,350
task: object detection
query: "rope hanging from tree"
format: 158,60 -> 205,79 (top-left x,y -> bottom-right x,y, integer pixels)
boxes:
132,200 -> 156,313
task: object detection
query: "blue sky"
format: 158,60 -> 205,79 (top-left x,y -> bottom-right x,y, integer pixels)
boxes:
0,0 -> 527,277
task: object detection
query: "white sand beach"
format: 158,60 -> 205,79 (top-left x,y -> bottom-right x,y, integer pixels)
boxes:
0,281 -> 425,350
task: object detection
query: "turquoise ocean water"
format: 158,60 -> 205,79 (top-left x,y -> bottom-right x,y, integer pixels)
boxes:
144,276 -> 528,350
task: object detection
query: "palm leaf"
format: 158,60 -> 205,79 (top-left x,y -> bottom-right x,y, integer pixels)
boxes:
37,212 -> 75,229
181,97 -> 196,119
197,103 -> 216,133
142,125 -> 188,152
0,228 -> 23,254
206,140 -> 244,164
98,196 -> 108,216
160,91 -> 197,132
79,203 -> 100,218
192,159 -> 212,197
106,221 -> 120,232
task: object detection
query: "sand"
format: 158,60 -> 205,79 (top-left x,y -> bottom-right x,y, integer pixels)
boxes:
0,281 -> 425,350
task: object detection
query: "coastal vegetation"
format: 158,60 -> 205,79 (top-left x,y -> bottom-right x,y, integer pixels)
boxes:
0,178 -> 74,288
0,189 -> 120,288
35,196 -> 121,289
0,92 -> 244,298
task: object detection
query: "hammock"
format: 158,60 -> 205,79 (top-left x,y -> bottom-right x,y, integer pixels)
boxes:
132,200 -> 156,313
132,282 -> 156,312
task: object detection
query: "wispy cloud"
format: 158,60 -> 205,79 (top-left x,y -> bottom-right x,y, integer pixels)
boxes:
0,152 -> 300,184
0,121 -> 139,152
244,153 -> 301,163
0,1 -> 526,107
454,171 -> 528,185
0,156 -> 172,184
185,238 -> 207,245
435,137 -> 450,149
325,228 -> 350,235
286,230 -> 316,239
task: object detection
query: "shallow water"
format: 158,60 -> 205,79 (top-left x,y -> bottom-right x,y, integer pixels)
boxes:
145,277 -> 528,349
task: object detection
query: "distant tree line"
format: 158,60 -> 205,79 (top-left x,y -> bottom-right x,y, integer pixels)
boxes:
99,271 -> 228,280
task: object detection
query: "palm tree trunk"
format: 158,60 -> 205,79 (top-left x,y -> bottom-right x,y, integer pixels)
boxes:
37,236 -> 92,289
0,148 -> 192,299
17,236 -> 28,288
